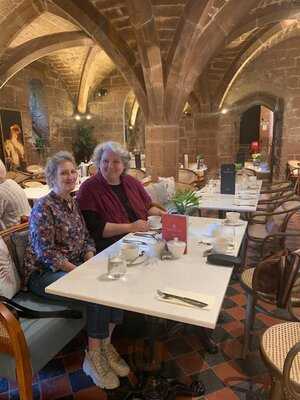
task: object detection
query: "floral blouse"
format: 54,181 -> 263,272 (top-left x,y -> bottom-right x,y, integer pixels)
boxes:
24,191 -> 95,283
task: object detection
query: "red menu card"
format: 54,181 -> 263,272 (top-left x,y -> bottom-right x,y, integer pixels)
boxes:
162,214 -> 188,254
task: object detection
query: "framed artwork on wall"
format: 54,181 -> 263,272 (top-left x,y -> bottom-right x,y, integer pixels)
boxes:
0,109 -> 26,171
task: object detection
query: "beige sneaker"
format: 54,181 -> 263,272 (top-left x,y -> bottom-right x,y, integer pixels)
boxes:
102,343 -> 130,377
82,349 -> 120,389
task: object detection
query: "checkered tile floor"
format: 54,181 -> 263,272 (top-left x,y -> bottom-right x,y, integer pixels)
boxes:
0,278 -> 284,400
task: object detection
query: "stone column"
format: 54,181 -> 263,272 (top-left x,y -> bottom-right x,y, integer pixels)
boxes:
145,124 -> 179,180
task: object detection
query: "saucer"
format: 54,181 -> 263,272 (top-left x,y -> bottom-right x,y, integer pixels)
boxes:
127,252 -> 148,266
223,219 -> 244,226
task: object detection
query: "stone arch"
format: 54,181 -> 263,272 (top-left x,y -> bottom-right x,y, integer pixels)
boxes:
165,0 -> 260,123
0,32 -> 93,89
230,92 -> 284,178
51,0 -> 148,119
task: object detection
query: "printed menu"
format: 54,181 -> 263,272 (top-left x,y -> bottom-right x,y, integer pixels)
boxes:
162,214 -> 188,253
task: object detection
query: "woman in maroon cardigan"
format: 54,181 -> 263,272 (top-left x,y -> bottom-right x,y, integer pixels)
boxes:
77,141 -> 165,253
77,141 -> 165,385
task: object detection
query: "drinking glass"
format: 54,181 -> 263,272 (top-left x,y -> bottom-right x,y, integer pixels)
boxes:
107,253 -> 126,279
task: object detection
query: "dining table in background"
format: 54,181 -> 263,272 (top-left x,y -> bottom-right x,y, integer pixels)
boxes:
23,177 -> 89,202
197,179 -> 262,217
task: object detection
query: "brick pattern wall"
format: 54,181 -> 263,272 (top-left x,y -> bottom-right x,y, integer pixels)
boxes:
0,62 -> 74,166
223,36 -> 300,175
88,71 -> 129,146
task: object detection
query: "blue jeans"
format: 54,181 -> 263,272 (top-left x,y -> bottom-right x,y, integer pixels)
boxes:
28,270 -> 124,339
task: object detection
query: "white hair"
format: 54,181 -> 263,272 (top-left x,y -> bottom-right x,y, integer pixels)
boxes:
45,151 -> 76,189
92,141 -> 130,172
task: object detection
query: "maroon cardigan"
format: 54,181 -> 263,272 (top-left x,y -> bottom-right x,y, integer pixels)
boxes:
77,172 -> 152,223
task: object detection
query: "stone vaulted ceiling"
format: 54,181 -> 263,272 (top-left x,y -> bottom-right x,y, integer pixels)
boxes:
0,0 -> 300,116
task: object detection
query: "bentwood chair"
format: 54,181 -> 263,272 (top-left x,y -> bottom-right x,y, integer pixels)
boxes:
245,199 -> 300,264
260,305 -> 300,399
178,168 -> 204,189
240,245 -> 300,358
128,168 -> 147,180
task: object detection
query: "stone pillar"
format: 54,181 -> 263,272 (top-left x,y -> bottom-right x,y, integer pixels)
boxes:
145,124 -> 179,180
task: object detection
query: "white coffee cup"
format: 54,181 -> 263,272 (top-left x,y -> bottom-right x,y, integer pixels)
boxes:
226,212 -> 240,223
121,243 -> 139,262
148,216 -> 161,229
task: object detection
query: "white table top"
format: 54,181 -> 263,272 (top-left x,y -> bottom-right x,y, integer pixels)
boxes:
23,177 -> 89,200
46,216 -> 247,329
244,162 -> 270,173
197,180 -> 262,212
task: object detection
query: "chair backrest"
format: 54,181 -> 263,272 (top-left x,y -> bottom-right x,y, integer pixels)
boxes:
127,168 -> 147,180
87,164 -> 97,176
1,223 -> 29,285
178,168 -> 199,186
22,180 -> 45,188
253,251 -> 300,309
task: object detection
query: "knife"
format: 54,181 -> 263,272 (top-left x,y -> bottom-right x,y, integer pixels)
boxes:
157,290 -> 208,308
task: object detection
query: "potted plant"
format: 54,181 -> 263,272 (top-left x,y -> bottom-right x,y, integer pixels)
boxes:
252,153 -> 262,166
72,124 -> 96,164
172,189 -> 200,215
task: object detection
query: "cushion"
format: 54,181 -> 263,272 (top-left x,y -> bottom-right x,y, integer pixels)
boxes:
0,237 -> 20,299
11,230 -> 29,283
145,181 -> 169,205
158,177 -> 176,200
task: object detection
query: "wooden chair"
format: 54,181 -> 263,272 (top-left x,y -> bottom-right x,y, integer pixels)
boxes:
260,306 -> 300,399
87,164 -> 97,176
178,168 -> 203,188
0,223 -> 86,400
245,199 -> 300,263
0,305 -> 33,400
127,168 -> 147,180
240,238 -> 300,358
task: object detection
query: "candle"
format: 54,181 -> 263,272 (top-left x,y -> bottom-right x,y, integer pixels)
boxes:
184,154 -> 189,168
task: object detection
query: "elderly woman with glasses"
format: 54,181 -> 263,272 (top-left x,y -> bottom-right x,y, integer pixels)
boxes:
25,151 -> 128,391
77,141 -> 165,253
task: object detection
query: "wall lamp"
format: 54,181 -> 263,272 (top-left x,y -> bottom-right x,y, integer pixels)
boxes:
74,112 -> 92,121
95,87 -> 108,97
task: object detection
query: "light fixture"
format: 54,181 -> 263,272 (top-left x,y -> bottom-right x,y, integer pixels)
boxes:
95,87 -> 108,97
74,113 -> 81,121
221,108 -> 228,114
86,113 -> 92,120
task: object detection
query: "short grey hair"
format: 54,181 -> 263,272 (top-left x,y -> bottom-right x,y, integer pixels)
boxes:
45,151 -> 76,189
92,141 -> 130,172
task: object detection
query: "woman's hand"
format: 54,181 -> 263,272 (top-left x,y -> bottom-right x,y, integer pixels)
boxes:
130,219 -> 150,232
84,251 -> 94,261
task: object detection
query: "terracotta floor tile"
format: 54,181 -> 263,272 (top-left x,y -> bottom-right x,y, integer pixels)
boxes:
213,360 -> 247,383
256,313 -> 282,327
74,386 -> 107,399
222,320 -> 244,338
176,352 -> 209,375
230,293 -> 247,306
63,352 -> 84,373
226,306 -> 246,321
205,387 -> 239,399
220,339 -> 243,360
40,375 -> 72,399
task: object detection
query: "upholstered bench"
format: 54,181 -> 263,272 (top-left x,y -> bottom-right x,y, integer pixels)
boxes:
0,223 -> 86,400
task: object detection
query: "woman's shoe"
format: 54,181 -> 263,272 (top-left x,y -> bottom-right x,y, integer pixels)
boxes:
83,349 -> 120,389
102,343 -> 130,377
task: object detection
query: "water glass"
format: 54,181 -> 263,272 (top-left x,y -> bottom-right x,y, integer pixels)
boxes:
107,253 -> 126,279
